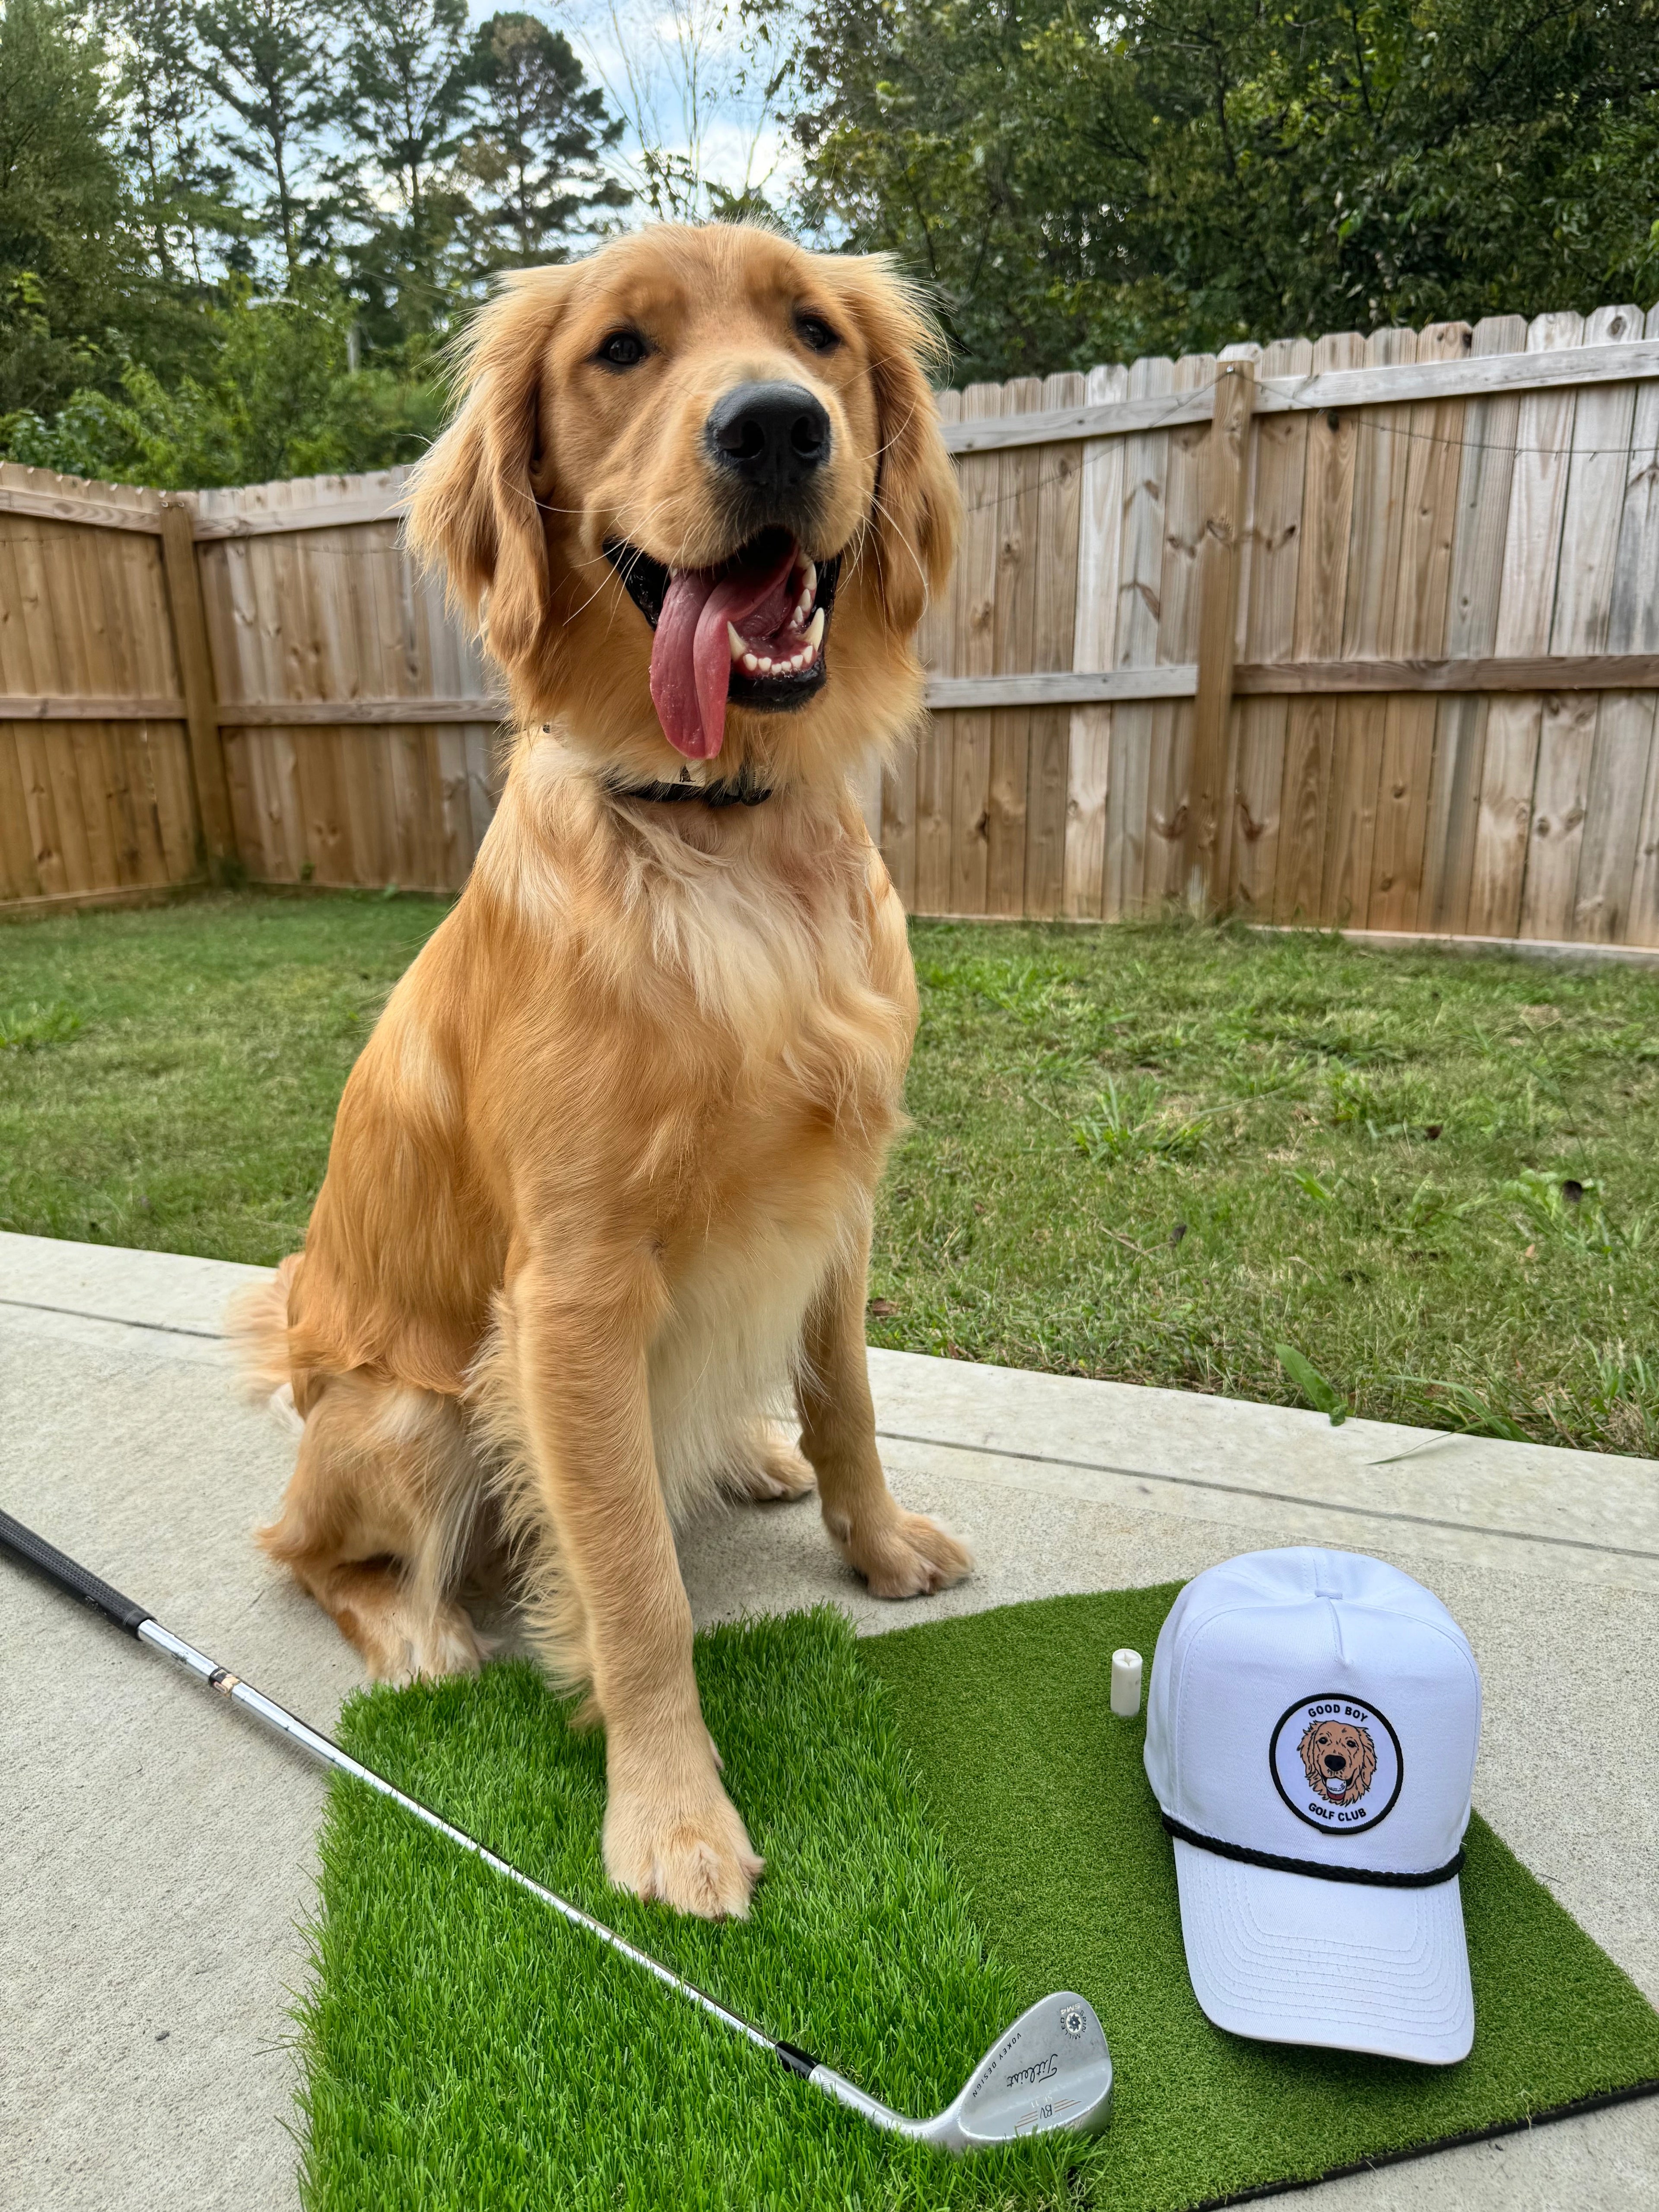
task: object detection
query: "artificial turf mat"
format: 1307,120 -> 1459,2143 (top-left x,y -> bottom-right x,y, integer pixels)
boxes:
299,1595 -> 1659,2209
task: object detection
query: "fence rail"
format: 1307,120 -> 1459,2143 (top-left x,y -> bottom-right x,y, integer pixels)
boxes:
4,297 -> 1659,944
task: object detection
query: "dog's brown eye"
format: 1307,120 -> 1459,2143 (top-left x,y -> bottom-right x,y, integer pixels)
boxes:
795,313 -> 840,354
597,330 -> 647,369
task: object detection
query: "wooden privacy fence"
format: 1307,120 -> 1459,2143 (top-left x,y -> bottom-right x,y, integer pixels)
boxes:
0,468 -> 499,913
4,298 -> 1659,945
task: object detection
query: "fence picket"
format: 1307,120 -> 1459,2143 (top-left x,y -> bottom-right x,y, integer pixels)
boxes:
1274,332 -> 1365,922
1368,321 -> 1470,932
1024,370 -> 1086,917
1228,338 -> 1312,914
1567,305 -> 1657,941
1064,363 -> 1129,917
1614,303 -> 1659,947
1468,311 -> 1585,936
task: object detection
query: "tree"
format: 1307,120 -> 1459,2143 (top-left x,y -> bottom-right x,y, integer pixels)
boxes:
110,0 -> 226,289
6,277 -> 447,484
0,0 -> 137,418
331,0 -> 479,347
464,11 -> 629,268
192,0 -> 336,286
790,0 -> 1659,381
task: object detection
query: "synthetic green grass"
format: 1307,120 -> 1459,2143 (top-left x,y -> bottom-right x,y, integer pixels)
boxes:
300,1600 -> 1659,2210
5,893 -> 1659,1451
303,1610 -> 1101,2210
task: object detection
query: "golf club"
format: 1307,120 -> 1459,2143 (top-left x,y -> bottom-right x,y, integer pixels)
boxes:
0,1507 -> 1113,2154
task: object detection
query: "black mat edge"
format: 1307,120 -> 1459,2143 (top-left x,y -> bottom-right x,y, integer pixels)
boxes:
1187,2075 -> 1659,2208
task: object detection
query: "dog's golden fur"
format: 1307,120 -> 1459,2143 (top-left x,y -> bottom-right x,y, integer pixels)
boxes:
1299,1719 -> 1378,1804
234,223 -> 967,1919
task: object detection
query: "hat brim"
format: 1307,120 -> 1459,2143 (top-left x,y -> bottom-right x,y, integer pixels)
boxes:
1173,1839 -> 1474,2065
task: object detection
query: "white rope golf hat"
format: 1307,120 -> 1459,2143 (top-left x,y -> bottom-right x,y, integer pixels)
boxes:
1144,1547 -> 1481,2065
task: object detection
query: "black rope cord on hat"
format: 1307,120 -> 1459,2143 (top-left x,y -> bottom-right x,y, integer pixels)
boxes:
1162,1813 -> 1465,1888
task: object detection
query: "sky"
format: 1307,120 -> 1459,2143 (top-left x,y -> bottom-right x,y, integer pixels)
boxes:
502,0 -> 803,221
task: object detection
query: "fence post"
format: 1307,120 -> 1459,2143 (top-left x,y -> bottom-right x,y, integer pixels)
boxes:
1183,359 -> 1256,912
158,498 -> 238,881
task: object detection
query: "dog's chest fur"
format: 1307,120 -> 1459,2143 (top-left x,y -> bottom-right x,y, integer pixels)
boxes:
473,761 -> 917,1495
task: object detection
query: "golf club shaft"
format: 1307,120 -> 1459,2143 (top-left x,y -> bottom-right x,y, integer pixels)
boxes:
0,1509 -> 810,2080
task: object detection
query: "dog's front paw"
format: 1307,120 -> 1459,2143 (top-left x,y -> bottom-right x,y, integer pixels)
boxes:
830,1506 -> 972,1599
724,1430 -> 816,1504
603,1782 -> 764,1920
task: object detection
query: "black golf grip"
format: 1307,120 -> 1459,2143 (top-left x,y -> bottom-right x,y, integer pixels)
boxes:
0,1508 -> 153,1635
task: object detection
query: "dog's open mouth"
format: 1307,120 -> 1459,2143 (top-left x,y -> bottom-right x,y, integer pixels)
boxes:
604,528 -> 839,760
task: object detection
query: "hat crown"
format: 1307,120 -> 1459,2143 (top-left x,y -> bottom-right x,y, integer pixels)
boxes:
1145,1548 -> 1481,1872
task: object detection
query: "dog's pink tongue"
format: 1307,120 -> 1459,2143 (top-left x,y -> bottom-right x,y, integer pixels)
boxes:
648,540 -> 797,759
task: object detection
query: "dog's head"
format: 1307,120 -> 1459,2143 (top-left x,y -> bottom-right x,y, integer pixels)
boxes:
1297,1719 -> 1378,1805
408,223 -> 960,786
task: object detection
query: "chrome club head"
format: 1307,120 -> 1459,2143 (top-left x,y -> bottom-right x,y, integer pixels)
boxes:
807,1990 -> 1114,2153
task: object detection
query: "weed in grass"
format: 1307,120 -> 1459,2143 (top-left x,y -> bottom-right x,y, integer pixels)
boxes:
0,998 -> 82,1050
1275,1344 -> 1349,1424
1071,1077 -> 1206,1165
1384,1377 -> 1532,1446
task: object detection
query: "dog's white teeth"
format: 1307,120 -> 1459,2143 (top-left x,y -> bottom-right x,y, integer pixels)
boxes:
757,656 -> 774,674
802,559 -> 817,603
727,623 -> 746,662
741,651 -> 759,673
804,607 -> 826,651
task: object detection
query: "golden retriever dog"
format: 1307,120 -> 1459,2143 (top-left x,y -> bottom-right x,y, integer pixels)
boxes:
1299,1718 -> 1378,1805
235,222 -> 969,1920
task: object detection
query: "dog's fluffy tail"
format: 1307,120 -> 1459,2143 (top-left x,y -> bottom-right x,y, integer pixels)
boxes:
226,1253 -> 306,1433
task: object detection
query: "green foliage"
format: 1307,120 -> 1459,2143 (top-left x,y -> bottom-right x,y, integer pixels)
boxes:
192,0 -> 335,284
0,997 -> 82,1050
791,0 -> 1659,380
462,10 -> 630,273
327,0 -> 481,346
1275,1342 -> 1348,1423
3,279 -> 446,485
0,0 -> 135,415
0,0 -> 629,478
1071,1076 -> 1208,1163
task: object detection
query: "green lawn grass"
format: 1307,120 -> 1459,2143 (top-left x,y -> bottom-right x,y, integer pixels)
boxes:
3,890 -> 1657,1452
301,1600 -> 1659,2211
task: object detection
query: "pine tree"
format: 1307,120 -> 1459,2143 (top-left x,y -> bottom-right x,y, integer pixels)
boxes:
464,12 -> 629,270
330,0 -> 479,347
0,0 -> 134,416
192,0 -> 336,286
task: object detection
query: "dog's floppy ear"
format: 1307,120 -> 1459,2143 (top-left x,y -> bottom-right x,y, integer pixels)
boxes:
407,267 -> 573,674
830,256 -> 960,636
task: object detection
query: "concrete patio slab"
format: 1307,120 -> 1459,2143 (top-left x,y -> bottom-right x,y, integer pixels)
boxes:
3,1232 -> 1655,2211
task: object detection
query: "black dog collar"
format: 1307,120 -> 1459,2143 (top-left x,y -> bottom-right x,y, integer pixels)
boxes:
605,763 -> 773,809
1161,1814 -> 1464,1888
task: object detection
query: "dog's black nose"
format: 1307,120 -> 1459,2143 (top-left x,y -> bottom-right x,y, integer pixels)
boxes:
1324,1754 -> 1347,1773
706,383 -> 830,496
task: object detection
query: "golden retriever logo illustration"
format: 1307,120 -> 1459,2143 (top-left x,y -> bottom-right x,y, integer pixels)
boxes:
1269,1694 -> 1404,1834
1297,1717 -> 1378,1806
